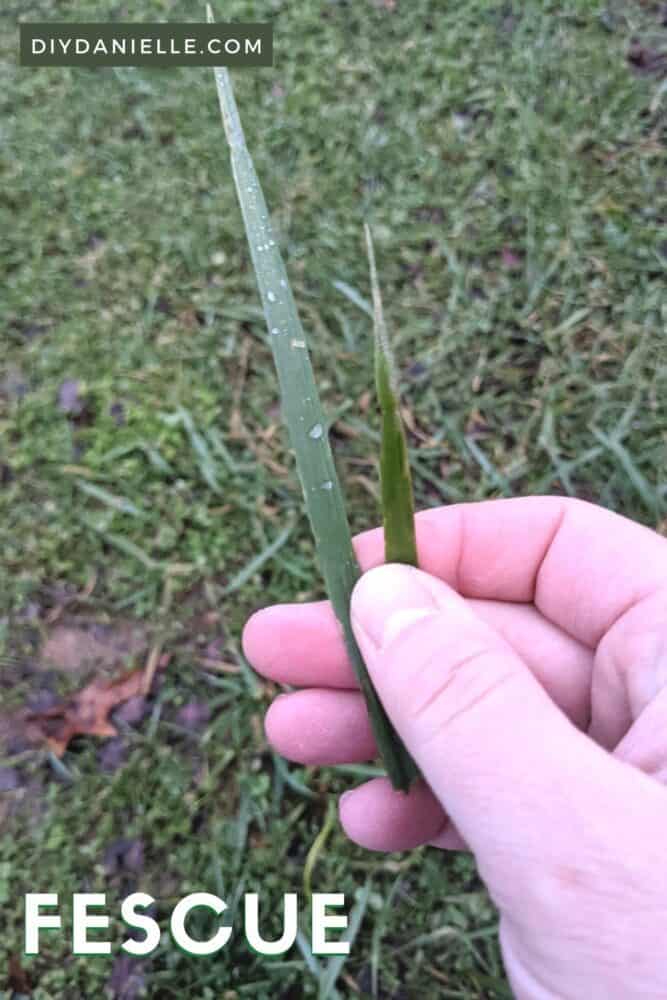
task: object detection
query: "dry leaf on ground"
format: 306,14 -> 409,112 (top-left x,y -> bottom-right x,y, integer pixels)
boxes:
41,621 -> 148,673
24,656 -> 169,757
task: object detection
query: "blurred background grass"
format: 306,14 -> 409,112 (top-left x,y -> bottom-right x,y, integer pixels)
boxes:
1,1 -> 666,997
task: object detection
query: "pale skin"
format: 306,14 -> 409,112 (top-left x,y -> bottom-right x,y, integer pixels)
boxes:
243,497 -> 667,999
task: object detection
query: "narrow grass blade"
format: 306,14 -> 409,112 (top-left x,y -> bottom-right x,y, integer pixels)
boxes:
365,224 -> 418,566
271,752 -> 317,801
319,880 -> 371,1000
303,798 -> 336,898
162,406 -> 222,493
295,927 -> 323,979
208,9 -> 417,791
90,526 -> 159,570
220,517 -> 295,597
75,479 -> 146,518
332,279 -> 373,317
591,427 -> 660,515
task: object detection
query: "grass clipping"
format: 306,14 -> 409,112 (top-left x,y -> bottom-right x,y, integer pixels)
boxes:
209,32 -> 418,793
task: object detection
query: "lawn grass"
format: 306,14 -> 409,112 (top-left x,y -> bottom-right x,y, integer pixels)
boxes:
1,0 -> 666,996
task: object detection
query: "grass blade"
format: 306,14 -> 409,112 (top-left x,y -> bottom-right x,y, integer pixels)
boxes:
318,880 -> 371,999
591,427 -> 660,516
332,279 -> 373,317
303,799 -> 336,898
220,518 -> 295,597
74,479 -> 146,518
365,224 -> 418,566
208,8 -> 417,791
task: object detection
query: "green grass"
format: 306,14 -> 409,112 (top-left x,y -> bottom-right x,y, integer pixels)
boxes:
1,0 -> 666,996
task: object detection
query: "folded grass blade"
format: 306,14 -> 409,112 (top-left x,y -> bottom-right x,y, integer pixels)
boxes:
208,7 -> 417,791
364,224 -> 418,566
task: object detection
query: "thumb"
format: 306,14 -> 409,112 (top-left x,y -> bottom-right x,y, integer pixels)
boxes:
350,563 -> 666,904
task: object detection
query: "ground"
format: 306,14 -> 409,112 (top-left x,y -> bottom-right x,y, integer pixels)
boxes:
1,0 -> 666,997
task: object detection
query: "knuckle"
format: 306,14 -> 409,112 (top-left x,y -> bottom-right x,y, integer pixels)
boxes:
404,635 -> 519,743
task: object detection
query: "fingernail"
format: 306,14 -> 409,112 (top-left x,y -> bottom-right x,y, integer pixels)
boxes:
350,564 -> 440,652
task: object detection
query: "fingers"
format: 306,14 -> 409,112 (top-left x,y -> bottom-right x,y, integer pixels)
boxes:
243,600 -> 356,689
244,491 -> 667,691
613,684 -> 667,783
348,564 -> 667,908
338,777 -> 466,852
244,595 -> 593,727
266,683 -> 469,851
261,598 -> 592,769
265,689 -> 375,765
468,599 -> 591,729
354,497 -> 667,647
590,587 -> 667,749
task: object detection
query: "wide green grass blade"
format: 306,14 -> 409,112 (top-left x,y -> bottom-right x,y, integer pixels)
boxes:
207,8 -> 417,791
364,224 -> 418,567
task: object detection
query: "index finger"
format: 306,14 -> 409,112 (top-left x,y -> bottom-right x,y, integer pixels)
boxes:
353,497 -> 667,648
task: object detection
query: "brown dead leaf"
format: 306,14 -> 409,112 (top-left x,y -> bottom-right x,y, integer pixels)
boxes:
41,622 -> 147,674
229,336 -> 251,440
255,446 -> 288,477
258,422 -> 279,443
465,409 -> 490,438
176,307 -> 199,331
24,657 -> 168,757
400,405 -> 434,444
251,712 -> 264,746
229,407 -> 244,440
141,643 -> 163,696
349,474 -> 380,501
226,339 -> 288,476
439,458 -> 454,481
196,656 -> 240,674
330,420 -> 359,440
358,390 -> 371,413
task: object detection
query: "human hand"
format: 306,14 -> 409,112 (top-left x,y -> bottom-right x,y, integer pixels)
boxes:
243,497 -> 667,998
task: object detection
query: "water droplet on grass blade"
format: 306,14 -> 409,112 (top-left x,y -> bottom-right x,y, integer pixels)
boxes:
270,327 -> 280,336
309,423 -> 323,439
211,66 -> 420,792
267,291 -> 276,302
